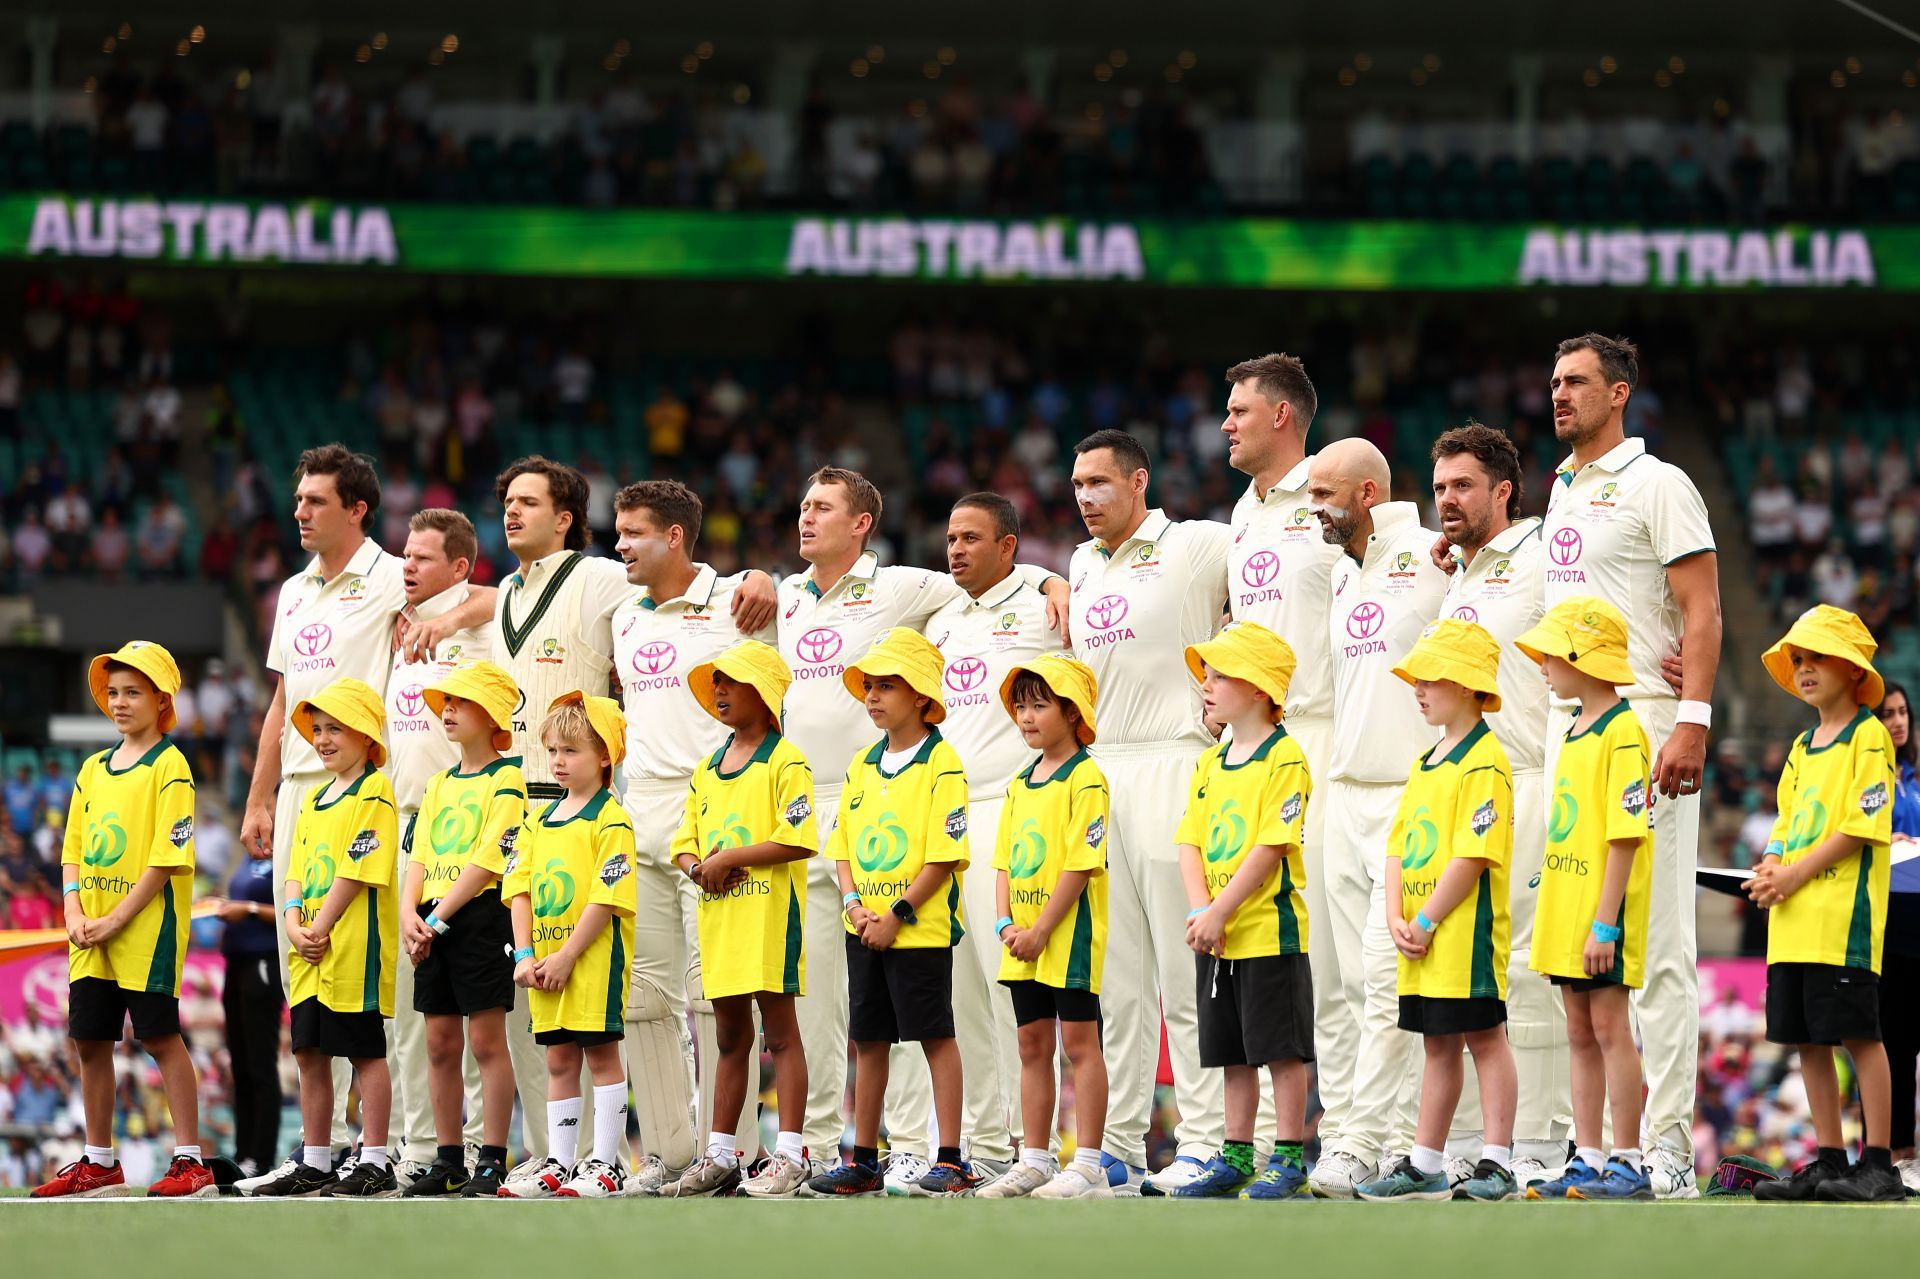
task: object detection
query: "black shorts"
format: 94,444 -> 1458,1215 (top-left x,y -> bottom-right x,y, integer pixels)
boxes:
1766,962 -> 1881,1046
1398,994 -> 1508,1036
289,997 -> 388,1059
1196,952 -> 1314,1067
1551,975 -> 1625,994
846,936 -> 954,1043
534,1028 -> 624,1047
412,894 -> 515,1016
1004,979 -> 1101,1026
68,977 -> 179,1042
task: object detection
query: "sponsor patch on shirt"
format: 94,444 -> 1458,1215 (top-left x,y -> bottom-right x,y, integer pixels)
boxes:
945,806 -> 968,839
1861,781 -> 1889,816
1280,793 -> 1303,825
785,796 -> 812,827
499,826 -> 520,865
1470,799 -> 1497,837
600,852 -> 631,886
348,829 -> 381,861
1086,815 -> 1106,849
1621,779 -> 1647,817
169,816 -> 194,848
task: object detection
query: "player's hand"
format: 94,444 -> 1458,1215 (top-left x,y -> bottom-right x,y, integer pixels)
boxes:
1186,906 -> 1226,958
1009,923 -> 1049,962
403,913 -> 435,955
1583,935 -> 1616,977
1043,576 -> 1072,644
846,905 -> 880,935
537,951 -> 575,991
241,801 -> 274,860
1389,916 -> 1428,960
90,908 -> 130,944
1429,534 -> 1458,575
65,903 -> 93,949
861,910 -> 902,950
1660,635 -> 1686,697
395,609 -> 457,663
1654,722 -> 1707,799
732,571 -> 778,633
513,957 -> 538,989
297,929 -> 331,964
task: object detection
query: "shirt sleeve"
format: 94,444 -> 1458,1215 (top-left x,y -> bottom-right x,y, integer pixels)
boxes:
721,575 -> 778,645
923,755 -> 970,868
60,762 -> 89,868
772,755 -> 818,855
581,557 -> 637,660
501,822 -> 532,901
1449,762 -> 1513,869
1646,462 -> 1717,565
882,566 -> 964,631
474,768 -> 527,876
1766,746 -> 1799,853
824,772 -> 855,862
1189,521 -> 1233,605
1838,732 -> 1897,844
1173,755 -> 1211,849
148,753 -> 197,872
992,793 -> 1015,872
1387,785 -> 1413,864
669,777 -> 702,863
1604,722 -> 1655,844
338,786 -> 399,888
265,581 -> 294,675
1063,771 -> 1109,875
1252,753 -> 1311,854
587,808 -> 638,917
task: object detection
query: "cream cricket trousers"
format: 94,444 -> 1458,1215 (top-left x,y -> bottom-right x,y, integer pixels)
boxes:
1088,740 -> 1218,1169
1285,719 -> 1348,1149
622,785 -> 701,1173
1544,697 -> 1701,1155
272,771 -> 350,1148
954,793 -> 1019,1162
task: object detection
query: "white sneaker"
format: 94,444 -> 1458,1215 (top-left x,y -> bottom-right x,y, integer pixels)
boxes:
1308,1150 -> 1377,1199
1510,1156 -> 1555,1190
1898,1157 -> 1920,1194
1444,1154 -> 1477,1198
975,1163 -> 1052,1199
1099,1152 -> 1148,1197
620,1154 -> 672,1197
1142,1154 -> 1209,1196
739,1153 -> 810,1198
1034,1165 -> 1114,1200
236,1157 -> 300,1196
392,1159 -> 433,1191
883,1152 -> 932,1197
1646,1143 -> 1699,1200
555,1158 -> 623,1198
497,1157 -> 570,1199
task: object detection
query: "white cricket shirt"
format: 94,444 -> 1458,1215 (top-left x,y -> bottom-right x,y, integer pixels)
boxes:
926,570 -> 1064,799
1228,458 -> 1343,722
384,582 -> 497,812
1441,518 -> 1547,772
267,537 -> 406,779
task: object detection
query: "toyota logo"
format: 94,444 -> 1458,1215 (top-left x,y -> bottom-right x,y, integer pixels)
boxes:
396,685 -> 425,717
1346,602 -> 1384,639
1086,594 -> 1129,631
1549,526 -> 1583,566
293,623 -> 333,657
945,657 -> 988,692
1241,551 -> 1280,588
797,627 -> 843,664
632,641 -> 677,675
1452,606 -> 1479,623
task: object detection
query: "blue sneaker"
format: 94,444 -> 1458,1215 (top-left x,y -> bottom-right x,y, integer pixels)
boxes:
1356,1158 -> 1451,1201
1525,1156 -> 1602,1200
1100,1152 -> 1147,1197
1458,1159 -> 1520,1202
1241,1159 -> 1311,1200
1140,1155 -> 1208,1197
1569,1157 -> 1654,1201
1167,1155 -> 1254,1199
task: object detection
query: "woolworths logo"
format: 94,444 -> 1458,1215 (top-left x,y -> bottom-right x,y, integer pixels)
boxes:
785,217 -> 1145,281
1517,228 -> 1874,288
24,197 -> 397,265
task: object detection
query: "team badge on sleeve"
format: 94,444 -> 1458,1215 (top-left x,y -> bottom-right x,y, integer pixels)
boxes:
1861,781 -> 1889,815
348,829 -> 381,860
1281,793 -> 1304,825
784,796 -> 812,827
1086,815 -> 1106,849
1621,779 -> 1647,817
945,807 -> 968,839
499,826 -> 521,872
169,816 -> 194,848
600,853 -> 631,886
1470,799 -> 1497,837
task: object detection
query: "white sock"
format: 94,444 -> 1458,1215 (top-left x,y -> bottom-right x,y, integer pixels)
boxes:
549,1097 -> 582,1166
1576,1145 -> 1603,1169
359,1145 -> 390,1169
1074,1148 -> 1102,1177
1610,1147 -> 1643,1168
1481,1144 -> 1511,1170
1411,1145 -> 1445,1176
303,1145 -> 331,1171
173,1145 -> 202,1162
1021,1148 -> 1053,1172
591,1081 -> 628,1166
775,1131 -> 805,1165
707,1130 -> 738,1169
85,1145 -> 117,1168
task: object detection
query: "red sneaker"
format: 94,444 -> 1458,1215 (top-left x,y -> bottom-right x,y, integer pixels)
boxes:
32,1156 -> 130,1198
148,1154 -> 218,1198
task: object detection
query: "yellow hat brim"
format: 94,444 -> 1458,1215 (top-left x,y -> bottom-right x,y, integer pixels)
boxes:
842,656 -> 947,725
1391,650 -> 1503,713
690,649 -> 790,728
546,691 -> 627,770
87,644 -> 181,734
422,668 -> 516,753
1762,635 -> 1884,709
1513,622 -> 1635,687
1184,638 -> 1293,723
997,660 -> 1098,747
293,685 -> 388,767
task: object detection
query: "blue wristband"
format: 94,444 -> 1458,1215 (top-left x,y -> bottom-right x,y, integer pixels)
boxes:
512,946 -> 535,963
63,882 -> 80,896
283,900 -> 304,915
994,916 -> 1016,938
842,891 -> 863,909
1414,910 -> 1436,933
1590,919 -> 1623,944
1763,841 -> 1783,859
426,913 -> 449,935
1187,907 -> 1207,920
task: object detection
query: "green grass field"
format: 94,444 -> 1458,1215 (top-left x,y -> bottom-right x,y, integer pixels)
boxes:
4,1199 -> 1914,1277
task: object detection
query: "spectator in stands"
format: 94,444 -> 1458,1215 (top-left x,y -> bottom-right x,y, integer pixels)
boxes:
7,876 -> 54,930
553,344 -> 595,422
1812,537 -> 1860,608
43,484 -> 89,573
198,512 -> 238,582
1748,456 -> 1797,569
4,765 -> 36,834
90,506 -> 131,579
1874,683 -> 1920,1186
0,352 -> 20,436
135,491 -> 187,577
1795,479 -> 1834,550
36,757 -> 69,818
127,88 -> 169,186
645,386 -> 688,461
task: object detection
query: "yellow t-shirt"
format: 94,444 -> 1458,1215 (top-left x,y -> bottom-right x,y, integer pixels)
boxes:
1174,728 -> 1311,959
287,764 -> 399,1016
503,790 -> 636,1034
412,757 -> 527,899
1531,702 -> 1653,987
994,750 -> 1109,992
61,739 -> 196,995
670,732 -> 817,999
826,728 -> 970,949
1390,721 -> 1514,1000
1766,707 -> 1895,972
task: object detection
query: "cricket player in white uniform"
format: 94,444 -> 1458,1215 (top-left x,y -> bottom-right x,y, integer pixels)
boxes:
609,480 -> 772,1187
1426,425 -> 1566,1184
924,493 -> 1064,1175
1304,437 -> 1449,1197
238,446 -> 493,1186
778,467 -> 1062,1190
1541,334 -> 1720,1198
1063,430 -> 1232,1195
1219,355 -> 1346,1153
382,509 -> 544,1179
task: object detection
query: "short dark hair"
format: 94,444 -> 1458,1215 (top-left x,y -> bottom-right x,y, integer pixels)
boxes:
1224,352 -> 1318,431
408,508 -> 478,568
615,479 -> 704,547
1073,429 -> 1151,477
1430,422 -> 1525,520
1554,332 -> 1639,392
952,492 -> 1019,542
102,659 -> 155,689
1008,671 -> 1059,707
806,466 -> 884,545
495,456 -> 591,552
295,443 -> 381,533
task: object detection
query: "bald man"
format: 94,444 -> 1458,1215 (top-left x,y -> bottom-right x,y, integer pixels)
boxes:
1302,439 -> 1451,1197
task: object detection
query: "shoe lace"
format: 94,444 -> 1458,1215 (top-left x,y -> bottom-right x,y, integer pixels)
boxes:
166,1154 -> 198,1177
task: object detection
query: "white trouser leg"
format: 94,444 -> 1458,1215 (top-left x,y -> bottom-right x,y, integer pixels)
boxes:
389,817 -> 435,1164
506,985 -> 546,1161
796,788 -> 850,1157
1090,765 -> 1158,1170
623,845 -> 698,1171
1631,698 -> 1700,1154
274,773 -> 351,1148
1286,720 -> 1347,1149
954,794 -> 1019,1162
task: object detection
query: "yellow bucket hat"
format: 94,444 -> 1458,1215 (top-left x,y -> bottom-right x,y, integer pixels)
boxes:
293,677 -> 389,767
87,640 -> 182,733
1762,604 -> 1884,709
546,690 -> 627,769
842,627 -> 947,724
1393,618 -> 1504,712
689,639 -> 793,727
1185,620 -> 1296,723
1514,596 -> 1634,687
998,652 -> 1100,746
424,660 -> 519,752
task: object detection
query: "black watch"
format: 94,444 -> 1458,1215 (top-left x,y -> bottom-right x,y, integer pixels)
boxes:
891,898 -> 917,925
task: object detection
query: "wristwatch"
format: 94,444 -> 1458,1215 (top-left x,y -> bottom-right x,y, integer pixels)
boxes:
891,898 -> 917,925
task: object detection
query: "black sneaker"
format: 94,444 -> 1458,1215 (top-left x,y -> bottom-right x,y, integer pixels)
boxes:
325,1161 -> 401,1197
798,1162 -> 885,1198
1753,1159 -> 1840,1202
1816,1160 -> 1905,1203
401,1157 -> 470,1197
253,1162 -> 338,1198
462,1158 -> 508,1198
